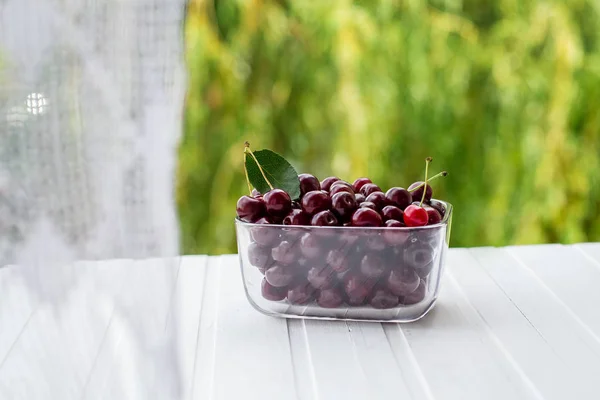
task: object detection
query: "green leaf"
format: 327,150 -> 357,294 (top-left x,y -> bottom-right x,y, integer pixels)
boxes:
246,149 -> 301,199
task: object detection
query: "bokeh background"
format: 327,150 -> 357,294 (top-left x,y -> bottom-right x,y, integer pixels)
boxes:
179,0 -> 600,255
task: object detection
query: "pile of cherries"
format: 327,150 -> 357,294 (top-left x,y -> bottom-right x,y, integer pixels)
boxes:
236,174 -> 447,309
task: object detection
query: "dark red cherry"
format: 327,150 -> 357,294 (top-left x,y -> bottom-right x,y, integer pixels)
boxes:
360,183 -> 382,197
300,233 -> 324,259
331,192 -> 357,221
236,195 -> 265,222
351,208 -> 383,227
387,268 -> 420,296
298,173 -> 321,196
403,205 -> 428,227
271,240 -> 299,265
261,279 -> 287,301
343,273 -> 373,306
326,249 -> 352,273
383,220 -> 410,246
381,205 -> 404,222
429,201 -> 446,218
402,281 -> 427,305
424,206 -> 442,225
311,210 -> 339,227
365,192 -> 387,210
359,201 -> 377,211
352,178 -> 372,193
307,265 -> 336,289
248,242 -> 274,269
250,217 -> 279,246
320,176 -> 340,192
403,242 -> 435,270
329,182 -> 355,196
360,253 -> 387,278
408,181 -> 432,203
355,193 -> 366,205
369,288 -> 400,309
287,280 -> 315,305
317,287 -> 344,308
385,187 -> 412,210
283,209 -> 310,226
263,189 -> 292,217
301,190 -> 332,215
364,233 -> 386,251
265,265 -> 296,287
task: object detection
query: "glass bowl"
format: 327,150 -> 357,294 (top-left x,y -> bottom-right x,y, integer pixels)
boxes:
235,200 -> 452,322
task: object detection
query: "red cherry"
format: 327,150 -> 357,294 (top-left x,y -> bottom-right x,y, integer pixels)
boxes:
403,205 -> 428,227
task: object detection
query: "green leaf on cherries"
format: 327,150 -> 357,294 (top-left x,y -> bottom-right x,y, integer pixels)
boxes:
246,149 -> 301,199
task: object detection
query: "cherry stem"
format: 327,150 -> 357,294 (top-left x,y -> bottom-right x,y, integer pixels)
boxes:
419,157 -> 432,206
244,141 -> 274,191
408,170 -> 448,193
243,146 -> 253,195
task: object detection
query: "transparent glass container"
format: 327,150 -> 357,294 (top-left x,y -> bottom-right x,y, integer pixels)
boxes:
235,200 -> 452,322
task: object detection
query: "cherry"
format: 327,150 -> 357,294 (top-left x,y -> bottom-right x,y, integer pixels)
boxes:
352,177 -> 372,193
250,217 -> 279,246
261,279 -> 287,301
369,288 -> 400,309
360,183 -> 382,197
381,205 -> 403,222
271,240 -> 299,265
403,241 -> 435,270
265,265 -> 296,287
355,193 -> 366,205
320,176 -> 340,192
429,201 -> 446,218
287,280 -> 315,305
329,182 -> 355,196
359,201 -> 377,211
236,195 -> 265,222
300,233 -> 324,259
424,206 -> 442,225
408,181 -> 432,203
383,220 -> 410,246
385,187 -> 412,210
326,249 -> 352,273
263,189 -> 292,217
248,242 -> 274,268
351,208 -> 383,227
365,192 -> 387,210
403,205 -> 428,227
283,209 -> 310,226
251,189 -> 261,198
360,253 -> 387,278
402,281 -> 427,305
301,190 -> 332,215
307,265 -> 336,289
317,287 -> 344,308
331,192 -> 357,221
387,268 -> 420,296
343,272 -> 374,304
311,210 -> 339,227
298,173 -> 321,196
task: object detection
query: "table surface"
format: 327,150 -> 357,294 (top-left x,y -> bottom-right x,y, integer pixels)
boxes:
2,244 -> 600,400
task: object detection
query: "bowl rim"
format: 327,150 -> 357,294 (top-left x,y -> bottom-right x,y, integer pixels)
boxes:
235,199 -> 452,231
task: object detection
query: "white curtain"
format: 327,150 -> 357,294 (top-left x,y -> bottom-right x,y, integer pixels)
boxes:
0,0 -> 186,265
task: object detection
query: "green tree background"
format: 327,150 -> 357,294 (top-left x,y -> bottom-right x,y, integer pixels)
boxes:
179,0 -> 600,255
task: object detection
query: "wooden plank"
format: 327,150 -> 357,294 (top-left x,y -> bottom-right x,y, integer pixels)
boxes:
81,257 -> 181,400
0,259 -> 133,399
194,255 -> 298,400
508,244 -> 600,337
389,258 -> 539,400
457,247 -> 600,399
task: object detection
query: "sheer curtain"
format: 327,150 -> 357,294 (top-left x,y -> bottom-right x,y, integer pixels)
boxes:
0,0 -> 186,265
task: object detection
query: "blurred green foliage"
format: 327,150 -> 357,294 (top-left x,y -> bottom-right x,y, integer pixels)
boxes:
179,0 -> 600,254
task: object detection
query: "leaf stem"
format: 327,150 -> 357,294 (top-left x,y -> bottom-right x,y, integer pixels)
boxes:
243,149 -> 253,195
420,157 -> 432,207
408,170 -> 448,192
244,142 -> 274,191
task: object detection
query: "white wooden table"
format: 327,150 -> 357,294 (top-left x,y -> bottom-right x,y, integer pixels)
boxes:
2,244 -> 600,400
